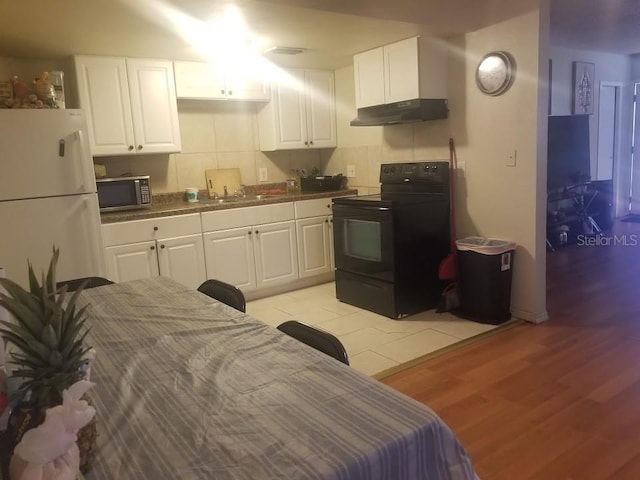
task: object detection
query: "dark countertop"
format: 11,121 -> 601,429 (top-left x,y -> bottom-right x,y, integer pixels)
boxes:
100,189 -> 358,224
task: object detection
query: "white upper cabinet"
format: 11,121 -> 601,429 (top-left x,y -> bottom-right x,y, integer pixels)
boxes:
74,56 -> 182,156
258,69 -> 336,151
354,47 -> 385,109
173,61 -> 270,102
353,36 -> 448,109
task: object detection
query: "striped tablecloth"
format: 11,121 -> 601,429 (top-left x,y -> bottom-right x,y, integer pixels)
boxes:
78,277 -> 478,480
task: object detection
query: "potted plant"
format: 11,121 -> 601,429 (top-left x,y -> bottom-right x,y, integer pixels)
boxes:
0,247 -> 97,473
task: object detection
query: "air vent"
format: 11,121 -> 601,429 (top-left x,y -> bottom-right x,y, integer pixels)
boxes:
264,46 -> 306,55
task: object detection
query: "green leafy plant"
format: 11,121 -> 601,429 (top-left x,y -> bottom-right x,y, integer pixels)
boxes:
0,247 -> 91,409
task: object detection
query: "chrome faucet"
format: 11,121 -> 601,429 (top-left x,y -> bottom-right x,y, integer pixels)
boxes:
224,185 -> 228,197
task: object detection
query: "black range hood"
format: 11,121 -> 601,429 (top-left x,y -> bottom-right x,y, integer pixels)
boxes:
350,98 -> 448,126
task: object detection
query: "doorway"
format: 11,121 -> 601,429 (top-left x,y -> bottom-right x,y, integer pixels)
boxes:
596,84 -> 617,181
593,82 -> 621,226
631,82 -> 640,213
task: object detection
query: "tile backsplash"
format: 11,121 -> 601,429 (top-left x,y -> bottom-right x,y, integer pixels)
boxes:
95,101 -> 324,195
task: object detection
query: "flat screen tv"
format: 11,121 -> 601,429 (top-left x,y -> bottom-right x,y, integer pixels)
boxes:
547,115 -> 590,191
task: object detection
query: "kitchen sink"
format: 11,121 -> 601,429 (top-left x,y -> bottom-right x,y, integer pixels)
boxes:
200,194 -> 281,205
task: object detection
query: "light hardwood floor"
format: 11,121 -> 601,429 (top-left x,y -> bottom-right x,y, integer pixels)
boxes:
382,220 -> 640,479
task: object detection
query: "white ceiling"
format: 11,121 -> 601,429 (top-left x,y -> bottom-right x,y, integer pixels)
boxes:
0,0 -> 637,71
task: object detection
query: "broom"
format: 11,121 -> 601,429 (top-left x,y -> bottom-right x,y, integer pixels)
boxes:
436,138 -> 460,312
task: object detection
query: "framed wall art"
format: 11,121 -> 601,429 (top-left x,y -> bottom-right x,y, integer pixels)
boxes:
572,61 -> 595,115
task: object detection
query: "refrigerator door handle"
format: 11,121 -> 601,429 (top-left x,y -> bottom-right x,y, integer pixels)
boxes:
59,139 -> 65,157
83,196 -> 106,273
75,130 -> 92,189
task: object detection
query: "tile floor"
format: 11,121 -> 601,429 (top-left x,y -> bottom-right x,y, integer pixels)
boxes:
247,281 -> 501,377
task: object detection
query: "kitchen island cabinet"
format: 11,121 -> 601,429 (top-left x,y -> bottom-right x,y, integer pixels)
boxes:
257,69 -> 336,150
74,55 -> 182,156
102,214 -> 206,289
201,204 -> 298,294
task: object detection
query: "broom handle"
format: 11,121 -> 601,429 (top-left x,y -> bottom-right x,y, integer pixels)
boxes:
449,138 -> 457,254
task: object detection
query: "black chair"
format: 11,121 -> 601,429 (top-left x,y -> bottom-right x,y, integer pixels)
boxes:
56,276 -> 114,292
197,279 -> 246,313
277,320 -> 349,365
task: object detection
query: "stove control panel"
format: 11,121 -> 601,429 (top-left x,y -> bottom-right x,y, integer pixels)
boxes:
380,161 -> 449,185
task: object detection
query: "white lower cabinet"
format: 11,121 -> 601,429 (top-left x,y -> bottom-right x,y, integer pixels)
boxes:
294,198 -> 336,278
254,221 -> 298,288
201,204 -> 299,293
202,227 -> 256,291
102,214 -> 206,289
104,241 -> 159,281
296,216 -> 332,278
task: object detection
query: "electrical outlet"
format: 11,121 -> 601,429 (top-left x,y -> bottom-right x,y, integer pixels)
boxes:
507,150 -> 517,167
259,167 -> 268,182
346,164 -> 356,178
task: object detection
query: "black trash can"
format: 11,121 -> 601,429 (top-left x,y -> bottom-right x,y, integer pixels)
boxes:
456,236 -> 516,324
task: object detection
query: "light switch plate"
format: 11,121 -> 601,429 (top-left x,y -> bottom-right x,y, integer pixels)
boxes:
346,165 -> 356,178
259,167 -> 268,182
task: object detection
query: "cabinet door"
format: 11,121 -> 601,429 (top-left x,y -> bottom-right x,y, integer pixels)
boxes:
104,241 -> 159,282
174,61 -> 227,100
157,233 -> 206,289
203,227 -> 257,292
271,72 -> 307,149
226,70 -> 271,101
353,47 -> 385,108
254,220 -> 298,288
74,56 -> 135,156
304,70 -> 336,148
384,37 -> 420,104
126,58 -> 182,154
296,216 -> 331,278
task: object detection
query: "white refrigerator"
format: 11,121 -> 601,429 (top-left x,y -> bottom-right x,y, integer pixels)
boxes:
0,109 -> 106,288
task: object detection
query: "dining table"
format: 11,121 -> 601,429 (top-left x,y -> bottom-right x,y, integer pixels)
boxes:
76,276 -> 478,480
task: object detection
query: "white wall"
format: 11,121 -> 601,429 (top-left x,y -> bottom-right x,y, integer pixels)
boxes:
450,8 -> 548,323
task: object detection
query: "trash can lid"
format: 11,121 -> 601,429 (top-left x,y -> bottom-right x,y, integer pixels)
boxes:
456,236 -> 516,255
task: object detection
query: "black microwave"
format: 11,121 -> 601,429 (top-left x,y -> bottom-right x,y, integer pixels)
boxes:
96,176 -> 152,212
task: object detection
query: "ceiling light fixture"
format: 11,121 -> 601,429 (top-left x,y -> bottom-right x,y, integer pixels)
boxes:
264,46 -> 307,55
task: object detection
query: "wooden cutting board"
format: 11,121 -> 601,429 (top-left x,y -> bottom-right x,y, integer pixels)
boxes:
205,168 -> 242,198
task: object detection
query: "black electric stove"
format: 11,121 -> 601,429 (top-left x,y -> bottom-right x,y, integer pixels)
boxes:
332,161 -> 451,319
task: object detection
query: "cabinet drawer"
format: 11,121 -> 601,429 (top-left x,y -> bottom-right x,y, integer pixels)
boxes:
102,213 -> 201,246
294,198 -> 334,219
201,203 -> 294,231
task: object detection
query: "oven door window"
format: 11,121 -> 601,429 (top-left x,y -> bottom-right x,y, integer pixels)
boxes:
333,204 -> 394,282
344,219 -> 382,261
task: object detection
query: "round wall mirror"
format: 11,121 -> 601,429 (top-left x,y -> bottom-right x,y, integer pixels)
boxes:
475,51 -> 516,96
